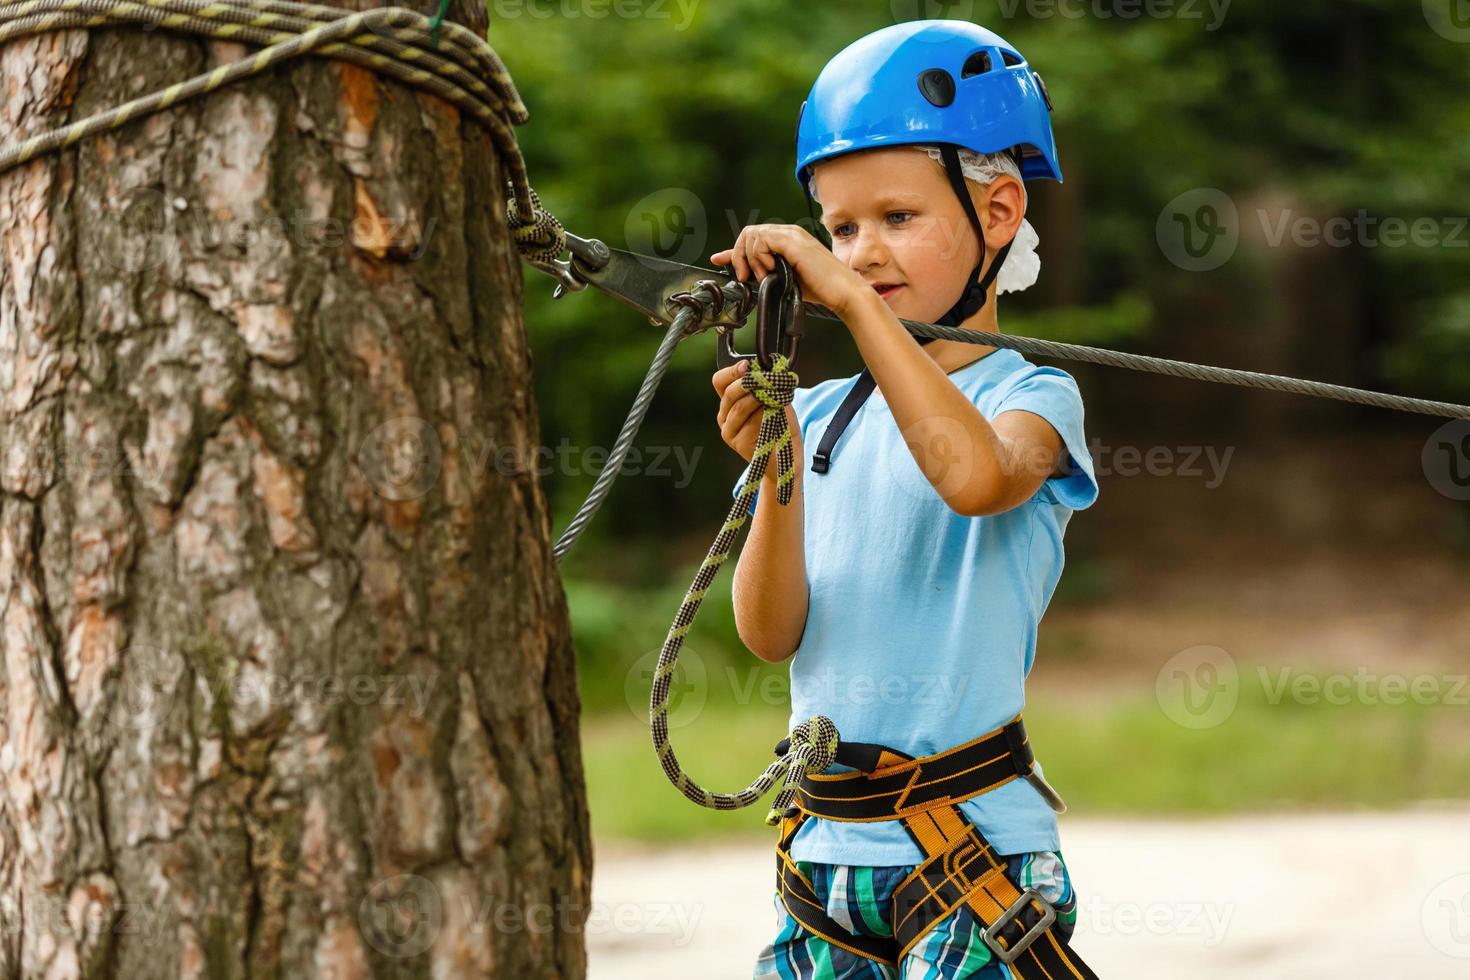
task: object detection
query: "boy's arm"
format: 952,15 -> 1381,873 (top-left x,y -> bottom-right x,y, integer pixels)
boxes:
839,289 -> 1062,517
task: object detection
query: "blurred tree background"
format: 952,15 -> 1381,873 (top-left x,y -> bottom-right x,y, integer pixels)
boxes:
488,0 -> 1470,840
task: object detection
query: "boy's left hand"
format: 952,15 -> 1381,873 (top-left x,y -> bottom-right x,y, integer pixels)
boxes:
711,224 -> 868,319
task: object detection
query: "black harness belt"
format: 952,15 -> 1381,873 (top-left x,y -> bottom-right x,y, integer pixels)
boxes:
770,715 -> 1098,976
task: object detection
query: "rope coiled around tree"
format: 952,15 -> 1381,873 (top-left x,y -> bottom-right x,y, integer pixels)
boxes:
0,0 -> 540,221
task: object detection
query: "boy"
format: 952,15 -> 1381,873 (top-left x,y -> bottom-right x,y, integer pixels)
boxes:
711,21 -> 1101,979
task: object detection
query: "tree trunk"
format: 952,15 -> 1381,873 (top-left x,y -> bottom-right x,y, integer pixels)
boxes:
0,3 -> 590,977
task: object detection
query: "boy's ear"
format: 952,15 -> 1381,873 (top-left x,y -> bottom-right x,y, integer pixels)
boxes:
982,176 -> 1027,246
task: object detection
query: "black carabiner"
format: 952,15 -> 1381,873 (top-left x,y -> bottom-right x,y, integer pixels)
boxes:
716,256 -> 804,371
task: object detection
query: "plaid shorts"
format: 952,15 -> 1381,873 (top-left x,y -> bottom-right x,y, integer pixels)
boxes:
752,850 -> 1078,979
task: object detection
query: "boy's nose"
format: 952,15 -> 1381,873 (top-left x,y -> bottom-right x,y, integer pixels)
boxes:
847,226 -> 890,271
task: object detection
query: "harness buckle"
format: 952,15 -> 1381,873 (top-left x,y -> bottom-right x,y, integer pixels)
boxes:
982,888 -> 1055,964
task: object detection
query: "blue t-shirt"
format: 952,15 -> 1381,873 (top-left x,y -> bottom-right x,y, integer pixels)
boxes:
730,348 -> 1099,865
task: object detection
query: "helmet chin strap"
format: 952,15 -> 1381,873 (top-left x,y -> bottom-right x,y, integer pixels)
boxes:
935,144 -> 1012,329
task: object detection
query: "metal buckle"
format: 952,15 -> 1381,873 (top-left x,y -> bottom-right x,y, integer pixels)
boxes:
982,888 -> 1055,964
715,256 -> 803,371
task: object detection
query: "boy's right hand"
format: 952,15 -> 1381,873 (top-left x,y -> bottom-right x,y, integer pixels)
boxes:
713,359 -> 801,465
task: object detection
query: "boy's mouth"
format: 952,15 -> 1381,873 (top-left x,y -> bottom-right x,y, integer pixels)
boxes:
870,282 -> 904,300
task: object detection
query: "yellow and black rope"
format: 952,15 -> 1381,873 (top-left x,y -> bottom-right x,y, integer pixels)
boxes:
648,352 -> 844,824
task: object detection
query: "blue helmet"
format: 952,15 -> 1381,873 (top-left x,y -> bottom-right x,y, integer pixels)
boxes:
794,21 -> 1061,328
795,20 -> 1062,192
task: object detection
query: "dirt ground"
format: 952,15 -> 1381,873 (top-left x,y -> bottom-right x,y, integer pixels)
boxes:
586,806 -> 1470,978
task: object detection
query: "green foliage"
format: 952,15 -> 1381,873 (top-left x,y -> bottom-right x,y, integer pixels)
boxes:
493,5 -> 1470,838
491,1 -> 1470,564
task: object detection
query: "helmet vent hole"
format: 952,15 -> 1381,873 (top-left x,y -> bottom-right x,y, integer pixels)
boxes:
960,50 -> 992,78
1001,49 -> 1023,67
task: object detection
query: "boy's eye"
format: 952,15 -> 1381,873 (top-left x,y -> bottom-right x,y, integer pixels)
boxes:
832,213 -> 913,238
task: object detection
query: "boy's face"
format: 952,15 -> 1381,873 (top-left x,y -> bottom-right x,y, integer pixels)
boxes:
812,147 -> 1018,324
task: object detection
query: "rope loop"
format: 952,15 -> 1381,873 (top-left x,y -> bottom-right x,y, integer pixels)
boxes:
506,183 -> 568,265
765,715 -> 838,825
738,352 -> 799,506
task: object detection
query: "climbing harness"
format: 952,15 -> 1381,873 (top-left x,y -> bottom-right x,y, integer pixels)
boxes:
5,8 -> 1470,964
771,716 -> 1094,974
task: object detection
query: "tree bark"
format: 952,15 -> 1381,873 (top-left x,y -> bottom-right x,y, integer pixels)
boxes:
0,3 -> 590,977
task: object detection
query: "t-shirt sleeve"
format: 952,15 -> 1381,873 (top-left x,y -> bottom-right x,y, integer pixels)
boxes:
991,367 -> 1100,511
